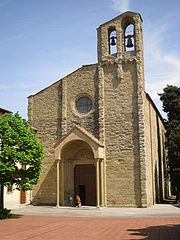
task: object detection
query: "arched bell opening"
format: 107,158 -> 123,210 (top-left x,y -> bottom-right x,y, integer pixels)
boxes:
123,21 -> 135,52
61,140 -> 97,206
108,27 -> 117,55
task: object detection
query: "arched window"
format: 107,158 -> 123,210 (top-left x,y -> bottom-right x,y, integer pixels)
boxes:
108,27 -> 117,55
124,23 -> 135,52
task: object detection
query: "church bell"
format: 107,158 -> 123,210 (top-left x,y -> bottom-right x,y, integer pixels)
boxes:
126,35 -> 134,48
110,36 -> 116,46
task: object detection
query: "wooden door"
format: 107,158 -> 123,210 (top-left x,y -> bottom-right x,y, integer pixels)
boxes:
74,164 -> 96,206
20,191 -> 26,204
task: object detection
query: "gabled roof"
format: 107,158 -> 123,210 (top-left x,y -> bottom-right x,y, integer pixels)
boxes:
145,92 -> 165,124
75,125 -> 104,146
0,107 -> 12,114
55,125 -> 104,148
28,63 -> 97,98
55,125 -> 104,160
97,11 -> 143,29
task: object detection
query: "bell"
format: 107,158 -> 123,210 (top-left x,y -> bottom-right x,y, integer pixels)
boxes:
126,36 -> 133,48
110,36 -> 116,46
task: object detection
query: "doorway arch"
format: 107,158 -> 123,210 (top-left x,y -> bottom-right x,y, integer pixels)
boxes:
61,140 -> 96,206
55,125 -> 105,207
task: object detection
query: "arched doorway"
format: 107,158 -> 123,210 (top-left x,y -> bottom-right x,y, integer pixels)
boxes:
74,164 -> 96,206
55,125 -> 105,207
61,140 -> 96,206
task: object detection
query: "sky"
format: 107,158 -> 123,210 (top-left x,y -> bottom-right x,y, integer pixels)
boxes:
0,0 -> 180,119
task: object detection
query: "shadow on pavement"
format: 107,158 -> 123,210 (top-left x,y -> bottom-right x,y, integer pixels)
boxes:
163,196 -> 180,209
127,224 -> 180,240
10,214 -> 23,219
173,204 -> 180,209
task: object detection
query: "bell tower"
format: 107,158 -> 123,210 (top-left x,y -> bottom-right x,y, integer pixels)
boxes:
97,11 -> 144,65
97,12 -> 148,207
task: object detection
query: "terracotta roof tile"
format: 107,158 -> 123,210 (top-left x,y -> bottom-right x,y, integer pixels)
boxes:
74,125 -> 104,147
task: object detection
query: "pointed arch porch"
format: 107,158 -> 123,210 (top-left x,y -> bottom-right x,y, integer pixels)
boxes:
55,126 -> 105,207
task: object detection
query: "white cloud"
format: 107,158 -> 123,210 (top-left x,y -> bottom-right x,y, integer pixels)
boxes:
112,0 -> 130,13
164,54 -> 180,72
143,16 -> 180,116
0,84 -> 8,91
144,20 -> 180,86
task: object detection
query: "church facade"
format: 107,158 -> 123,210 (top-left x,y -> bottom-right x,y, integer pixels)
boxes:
28,12 -> 168,208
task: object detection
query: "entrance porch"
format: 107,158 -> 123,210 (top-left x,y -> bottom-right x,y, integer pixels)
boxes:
55,126 -> 106,207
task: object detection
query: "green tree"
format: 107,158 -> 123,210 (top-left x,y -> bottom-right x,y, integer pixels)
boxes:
159,85 -> 180,200
0,113 -> 44,210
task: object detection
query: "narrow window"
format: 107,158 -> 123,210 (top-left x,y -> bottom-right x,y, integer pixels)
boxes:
124,23 -> 135,52
109,27 -> 117,55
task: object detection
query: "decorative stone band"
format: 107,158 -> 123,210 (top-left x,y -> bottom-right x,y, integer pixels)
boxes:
100,55 -> 137,66
98,65 -> 105,144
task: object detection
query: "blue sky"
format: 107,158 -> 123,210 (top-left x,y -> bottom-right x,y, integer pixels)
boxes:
0,0 -> 180,119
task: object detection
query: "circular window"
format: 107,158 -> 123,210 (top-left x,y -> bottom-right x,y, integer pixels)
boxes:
76,96 -> 93,114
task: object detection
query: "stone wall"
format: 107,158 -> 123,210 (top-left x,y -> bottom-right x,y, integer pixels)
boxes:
97,12 -> 145,207
102,60 -> 141,207
28,11 -> 166,207
63,64 -> 99,138
144,93 -> 166,206
28,65 -> 99,205
28,82 -> 60,205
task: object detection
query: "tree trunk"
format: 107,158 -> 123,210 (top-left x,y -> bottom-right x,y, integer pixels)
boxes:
0,184 -> 4,210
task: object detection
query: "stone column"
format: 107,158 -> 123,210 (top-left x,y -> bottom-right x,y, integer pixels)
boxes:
104,157 -> 107,206
61,160 -> 64,205
96,158 -> 100,207
98,65 -> 107,207
100,158 -> 104,206
56,159 -> 60,207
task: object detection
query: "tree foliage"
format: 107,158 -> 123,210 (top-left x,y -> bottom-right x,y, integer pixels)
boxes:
0,113 -> 44,191
159,85 -> 180,190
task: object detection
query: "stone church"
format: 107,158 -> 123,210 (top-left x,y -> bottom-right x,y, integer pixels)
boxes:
28,11 -> 168,208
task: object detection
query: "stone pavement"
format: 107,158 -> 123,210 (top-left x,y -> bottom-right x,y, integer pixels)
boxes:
0,204 -> 179,240
11,203 -> 180,218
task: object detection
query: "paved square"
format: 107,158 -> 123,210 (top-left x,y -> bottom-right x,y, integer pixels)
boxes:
0,216 -> 180,240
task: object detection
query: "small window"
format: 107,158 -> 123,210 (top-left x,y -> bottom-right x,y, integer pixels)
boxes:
76,96 -> 93,114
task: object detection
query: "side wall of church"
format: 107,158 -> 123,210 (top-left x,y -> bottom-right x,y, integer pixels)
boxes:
144,94 -> 166,206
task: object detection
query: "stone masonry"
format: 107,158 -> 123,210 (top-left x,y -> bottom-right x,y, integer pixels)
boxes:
28,11 -> 168,207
